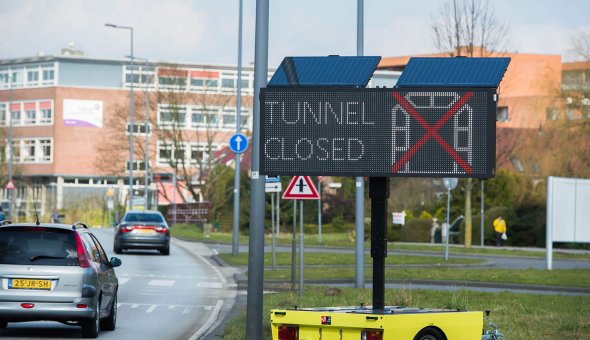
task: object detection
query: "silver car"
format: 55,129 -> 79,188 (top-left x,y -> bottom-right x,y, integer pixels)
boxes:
113,210 -> 170,255
0,221 -> 121,338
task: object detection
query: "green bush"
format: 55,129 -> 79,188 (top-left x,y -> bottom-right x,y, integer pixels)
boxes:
398,218 -> 432,243
418,210 -> 433,219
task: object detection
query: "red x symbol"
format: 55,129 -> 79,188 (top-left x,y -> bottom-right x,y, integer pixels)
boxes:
391,92 -> 474,174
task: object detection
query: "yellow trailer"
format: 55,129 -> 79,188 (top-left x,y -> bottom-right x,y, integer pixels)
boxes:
271,306 -> 503,340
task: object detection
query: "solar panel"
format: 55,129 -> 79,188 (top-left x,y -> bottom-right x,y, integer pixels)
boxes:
396,57 -> 511,88
267,56 -> 381,88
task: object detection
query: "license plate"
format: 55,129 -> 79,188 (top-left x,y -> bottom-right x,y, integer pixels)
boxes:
8,278 -> 52,290
136,228 -> 154,234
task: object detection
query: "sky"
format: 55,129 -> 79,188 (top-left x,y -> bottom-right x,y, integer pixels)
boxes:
1,0 -> 589,68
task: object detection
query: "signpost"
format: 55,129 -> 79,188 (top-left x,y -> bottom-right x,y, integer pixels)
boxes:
443,178 -> 459,261
282,176 -> 320,296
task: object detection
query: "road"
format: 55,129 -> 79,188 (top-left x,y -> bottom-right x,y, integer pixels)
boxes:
0,228 -> 238,340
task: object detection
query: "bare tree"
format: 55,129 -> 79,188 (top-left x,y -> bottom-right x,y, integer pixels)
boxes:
432,0 -> 510,57
96,64 -> 246,208
431,0 -> 510,248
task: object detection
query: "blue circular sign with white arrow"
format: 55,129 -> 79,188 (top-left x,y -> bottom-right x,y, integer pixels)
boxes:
229,133 -> 249,154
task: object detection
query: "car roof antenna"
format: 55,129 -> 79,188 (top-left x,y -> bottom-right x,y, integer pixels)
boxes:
33,196 -> 40,227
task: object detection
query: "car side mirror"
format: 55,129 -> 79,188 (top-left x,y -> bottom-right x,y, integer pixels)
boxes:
110,257 -> 122,267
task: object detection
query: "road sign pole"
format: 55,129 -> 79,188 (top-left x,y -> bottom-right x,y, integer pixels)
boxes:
355,0 -> 366,289
445,188 -> 451,261
318,178 -> 322,243
369,177 -> 389,310
271,193 -> 276,270
291,199 -> 297,291
245,0 -> 268,337
481,181 -> 485,247
276,192 -> 280,237
299,200 -> 304,297
232,0 -> 244,257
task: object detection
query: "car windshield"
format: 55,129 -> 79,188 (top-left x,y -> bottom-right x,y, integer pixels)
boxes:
0,227 -> 79,266
123,213 -> 165,223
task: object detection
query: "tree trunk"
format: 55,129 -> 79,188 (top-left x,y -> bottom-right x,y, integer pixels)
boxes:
464,178 -> 473,248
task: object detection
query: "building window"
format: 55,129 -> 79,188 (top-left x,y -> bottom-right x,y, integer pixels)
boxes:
496,106 -> 509,122
40,108 -> 52,124
126,160 -> 148,172
222,107 -> 236,129
1,100 -> 53,126
127,123 -> 152,135
39,139 -> 51,162
546,107 -> 558,121
221,78 -> 234,88
27,70 -> 39,85
22,139 -> 36,162
11,70 -> 23,87
4,138 -> 52,164
10,104 -> 22,126
511,157 -> 524,172
158,143 -> 172,163
158,105 -> 187,127
0,69 -> 9,89
0,103 -> 6,126
156,142 -> 187,165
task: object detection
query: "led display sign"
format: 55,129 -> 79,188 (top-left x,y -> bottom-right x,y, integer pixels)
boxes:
260,88 -> 496,178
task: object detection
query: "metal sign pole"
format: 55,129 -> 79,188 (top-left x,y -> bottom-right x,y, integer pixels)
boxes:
355,0 -> 366,290
245,0 -> 269,337
445,188 -> 451,261
232,0 -> 243,257
369,177 -> 389,310
291,199 -> 297,291
299,200 -> 304,296
318,178 -> 322,243
276,191 -> 280,237
271,193 -> 276,270
480,181 -> 485,247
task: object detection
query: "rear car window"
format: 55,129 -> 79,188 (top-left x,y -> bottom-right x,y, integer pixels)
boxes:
0,227 -> 79,266
123,213 -> 165,223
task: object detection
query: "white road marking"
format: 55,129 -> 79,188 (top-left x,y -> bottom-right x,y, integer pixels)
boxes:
118,278 -> 130,285
188,300 -> 223,340
117,303 -> 122,308
197,282 -> 223,289
131,304 -> 139,309
182,306 -> 192,314
147,279 -> 175,287
145,305 -> 158,313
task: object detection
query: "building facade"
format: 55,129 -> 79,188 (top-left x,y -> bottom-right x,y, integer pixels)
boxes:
0,53 -> 400,220
0,54 -> 257,219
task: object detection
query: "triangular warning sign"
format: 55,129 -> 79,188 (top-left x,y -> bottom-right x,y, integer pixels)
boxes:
4,179 -> 15,190
282,176 -> 320,200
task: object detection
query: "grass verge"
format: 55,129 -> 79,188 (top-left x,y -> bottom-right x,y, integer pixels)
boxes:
222,287 -> 590,339
258,266 -> 590,288
218,252 -> 485,267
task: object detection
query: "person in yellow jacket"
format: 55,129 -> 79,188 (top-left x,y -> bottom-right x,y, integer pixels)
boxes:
493,216 -> 507,246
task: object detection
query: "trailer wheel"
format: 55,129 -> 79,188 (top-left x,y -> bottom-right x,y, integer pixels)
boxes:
413,327 -> 446,340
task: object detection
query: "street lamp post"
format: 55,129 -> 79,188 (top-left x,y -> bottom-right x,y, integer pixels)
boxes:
106,23 -> 135,210
128,56 -> 151,211
7,73 -> 13,220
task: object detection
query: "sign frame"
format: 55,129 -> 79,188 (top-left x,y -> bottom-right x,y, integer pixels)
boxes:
283,176 -> 320,200
260,87 -> 496,178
